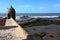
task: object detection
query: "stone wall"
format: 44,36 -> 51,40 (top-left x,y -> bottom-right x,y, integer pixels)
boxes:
10,18 -> 28,39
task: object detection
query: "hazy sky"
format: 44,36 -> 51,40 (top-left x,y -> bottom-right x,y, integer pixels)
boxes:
0,0 -> 60,13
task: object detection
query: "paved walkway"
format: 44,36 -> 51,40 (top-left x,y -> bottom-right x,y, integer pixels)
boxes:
0,27 -> 23,40
5,19 -> 17,26
0,18 -> 28,40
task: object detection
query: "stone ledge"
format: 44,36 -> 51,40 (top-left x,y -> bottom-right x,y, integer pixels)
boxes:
0,26 -> 17,29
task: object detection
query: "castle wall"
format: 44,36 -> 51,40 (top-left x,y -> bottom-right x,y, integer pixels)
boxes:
9,18 -> 28,39
0,18 -> 28,40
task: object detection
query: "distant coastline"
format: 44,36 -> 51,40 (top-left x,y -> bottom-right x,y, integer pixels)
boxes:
0,13 -> 60,16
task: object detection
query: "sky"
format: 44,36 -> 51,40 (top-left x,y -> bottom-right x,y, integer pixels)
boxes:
0,0 -> 60,13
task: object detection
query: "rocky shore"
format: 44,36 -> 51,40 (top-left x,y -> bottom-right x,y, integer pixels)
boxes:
17,18 -> 60,28
16,18 -> 60,40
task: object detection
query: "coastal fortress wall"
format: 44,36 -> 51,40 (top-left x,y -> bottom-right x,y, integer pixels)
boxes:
9,18 -> 28,39
0,6 -> 28,40
0,18 -> 28,40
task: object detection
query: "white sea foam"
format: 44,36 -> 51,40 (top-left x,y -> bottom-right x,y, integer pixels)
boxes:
30,16 -> 59,18
16,15 -> 60,21
16,15 -> 59,19
0,15 -> 59,20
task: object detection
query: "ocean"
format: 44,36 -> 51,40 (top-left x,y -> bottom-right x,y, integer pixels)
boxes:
0,13 -> 60,20
0,13 -> 60,16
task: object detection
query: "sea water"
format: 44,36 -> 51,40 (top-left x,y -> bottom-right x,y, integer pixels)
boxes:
0,13 -> 60,20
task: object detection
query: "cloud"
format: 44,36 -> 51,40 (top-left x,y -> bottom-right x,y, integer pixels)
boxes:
40,7 -> 46,9
19,5 -> 32,8
17,5 -> 34,12
24,5 -> 32,7
55,4 -> 60,7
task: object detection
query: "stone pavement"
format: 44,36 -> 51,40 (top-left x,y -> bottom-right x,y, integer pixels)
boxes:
0,18 -> 28,40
